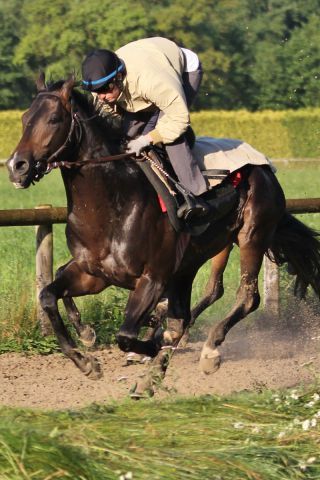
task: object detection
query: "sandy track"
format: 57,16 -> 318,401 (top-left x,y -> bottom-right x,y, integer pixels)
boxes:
1,308 -> 319,410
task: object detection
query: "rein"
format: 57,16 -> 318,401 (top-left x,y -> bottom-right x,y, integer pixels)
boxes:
47,152 -> 134,170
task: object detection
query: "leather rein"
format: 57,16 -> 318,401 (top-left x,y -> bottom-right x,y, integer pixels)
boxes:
34,91 -> 133,180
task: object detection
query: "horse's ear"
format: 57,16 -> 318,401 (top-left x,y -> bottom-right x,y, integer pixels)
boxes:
60,75 -> 76,107
36,71 -> 46,91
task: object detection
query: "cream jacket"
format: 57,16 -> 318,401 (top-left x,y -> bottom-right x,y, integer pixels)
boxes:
93,37 -> 190,144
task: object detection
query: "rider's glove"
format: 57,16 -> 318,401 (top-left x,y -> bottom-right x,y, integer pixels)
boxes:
127,135 -> 151,156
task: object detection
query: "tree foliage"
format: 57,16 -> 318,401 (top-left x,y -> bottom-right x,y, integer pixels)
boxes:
1,0 -> 320,111
0,0 -> 33,109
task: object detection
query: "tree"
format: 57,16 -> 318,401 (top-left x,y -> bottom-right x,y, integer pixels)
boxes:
0,0 -> 32,109
284,15 -> 320,108
147,0 -> 240,109
2,0 -> 320,110
245,0 -> 320,109
14,0 -> 151,81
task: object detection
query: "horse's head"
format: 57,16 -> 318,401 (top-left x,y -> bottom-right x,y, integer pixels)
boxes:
7,73 -> 76,188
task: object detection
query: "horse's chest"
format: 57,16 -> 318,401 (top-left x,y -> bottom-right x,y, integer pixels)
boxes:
73,240 -> 142,288
66,207 -> 153,287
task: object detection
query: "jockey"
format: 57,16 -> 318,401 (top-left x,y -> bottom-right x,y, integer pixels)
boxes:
82,36 -> 210,220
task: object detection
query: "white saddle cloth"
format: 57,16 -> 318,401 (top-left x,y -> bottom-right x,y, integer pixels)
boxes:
193,137 -> 275,187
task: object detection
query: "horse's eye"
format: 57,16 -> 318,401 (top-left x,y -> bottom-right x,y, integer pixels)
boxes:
49,114 -> 62,124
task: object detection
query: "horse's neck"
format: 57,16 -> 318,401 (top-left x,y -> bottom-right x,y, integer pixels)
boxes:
77,105 -> 118,161
61,101 -> 153,218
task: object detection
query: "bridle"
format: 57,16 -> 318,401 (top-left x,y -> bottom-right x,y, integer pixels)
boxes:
32,91 -> 133,182
31,91 -> 82,181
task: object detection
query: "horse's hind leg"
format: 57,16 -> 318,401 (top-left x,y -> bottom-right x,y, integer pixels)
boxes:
200,242 -> 264,374
200,166 -> 285,374
40,259 -> 109,379
180,245 -> 232,347
192,245 -> 232,320
56,263 -> 96,347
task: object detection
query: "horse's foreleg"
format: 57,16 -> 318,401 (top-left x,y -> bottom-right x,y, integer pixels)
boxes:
40,260 -> 108,379
116,274 -> 165,357
62,297 -> 97,347
180,245 -> 233,347
200,244 -> 263,374
126,298 -> 168,365
132,272 -> 195,398
55,262 -> 96,347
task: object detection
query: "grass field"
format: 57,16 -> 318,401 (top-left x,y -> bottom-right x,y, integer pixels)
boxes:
0,385 -> 320,479
0,161 -> 320,351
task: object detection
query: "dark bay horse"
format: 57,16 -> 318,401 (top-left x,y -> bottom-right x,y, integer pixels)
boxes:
7,76 -> 320,393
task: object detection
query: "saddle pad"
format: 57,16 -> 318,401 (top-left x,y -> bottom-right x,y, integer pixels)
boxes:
192,137 -> 276,187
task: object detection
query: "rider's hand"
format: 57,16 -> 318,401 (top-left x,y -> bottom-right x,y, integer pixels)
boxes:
126,135 -> 151,156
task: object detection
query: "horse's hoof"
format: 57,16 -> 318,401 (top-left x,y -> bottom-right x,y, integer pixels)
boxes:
126,352 -> 152,365
199,345 -> 221,374
84,355 -> 103,380
126,352 -> 142,365
141,356 -> 152,364
163,330 -> 174,345
163,328 -> 182,346
154,299 -> 168,318
129,377 -> 154,399
80,325 -> 96,348
126,352 -> 139,365
178,330 -> 190,348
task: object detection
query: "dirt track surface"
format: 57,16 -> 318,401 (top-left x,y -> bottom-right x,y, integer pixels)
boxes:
1,307 -> 319,410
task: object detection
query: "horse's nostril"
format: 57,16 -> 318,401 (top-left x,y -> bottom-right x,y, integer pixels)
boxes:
14,160 -> 29,173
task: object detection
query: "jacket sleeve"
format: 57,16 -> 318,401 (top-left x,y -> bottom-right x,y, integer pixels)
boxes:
137,69 -> 190,144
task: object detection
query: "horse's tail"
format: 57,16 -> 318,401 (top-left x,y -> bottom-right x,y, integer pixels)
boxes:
268,212 -> 320,297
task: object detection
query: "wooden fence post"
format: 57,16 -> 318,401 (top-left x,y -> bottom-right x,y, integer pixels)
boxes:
35,205 -> 53,335
263,256 -> 280,316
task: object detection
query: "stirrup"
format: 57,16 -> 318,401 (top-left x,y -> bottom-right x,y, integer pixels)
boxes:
177,195 -> 210,221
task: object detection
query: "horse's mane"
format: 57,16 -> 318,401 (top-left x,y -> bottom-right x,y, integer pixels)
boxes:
46,80 -> 123,144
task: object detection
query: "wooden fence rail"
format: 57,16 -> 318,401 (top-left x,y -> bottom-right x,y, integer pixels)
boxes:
0,198 -> 319,334
0,206 -> 67,226
0,198 -> 318,227
1,197 -> 319,227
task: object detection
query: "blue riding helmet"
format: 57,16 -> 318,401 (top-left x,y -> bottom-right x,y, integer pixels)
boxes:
82,49 -> 124,92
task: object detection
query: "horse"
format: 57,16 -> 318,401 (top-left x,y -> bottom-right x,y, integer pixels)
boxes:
7,75 -> 320,395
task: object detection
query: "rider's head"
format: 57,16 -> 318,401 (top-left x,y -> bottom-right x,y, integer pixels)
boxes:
82,49 -> 124,103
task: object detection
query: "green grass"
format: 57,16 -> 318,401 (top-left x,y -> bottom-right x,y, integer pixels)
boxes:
0,385 -> 320,479
0,161 -> 320,350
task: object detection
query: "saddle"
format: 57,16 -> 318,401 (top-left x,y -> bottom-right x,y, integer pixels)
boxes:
137,145 -> 240,237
